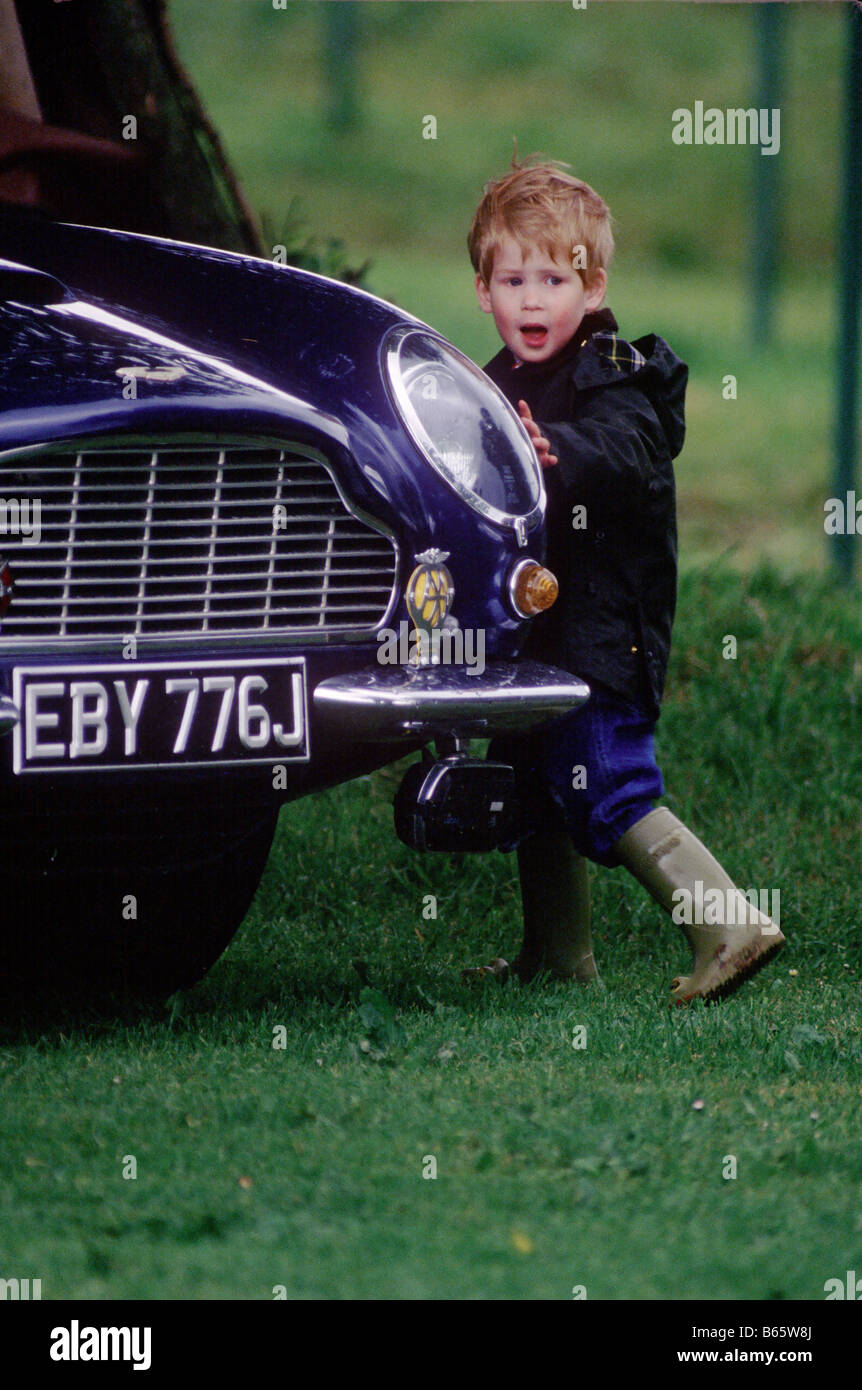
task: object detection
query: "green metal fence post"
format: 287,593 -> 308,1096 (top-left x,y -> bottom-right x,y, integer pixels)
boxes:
750,3 -> 785,349
831,2 -> 862,584
323,1 -> 360,133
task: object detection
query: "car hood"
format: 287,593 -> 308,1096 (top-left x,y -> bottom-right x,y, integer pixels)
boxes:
0,215 -> 418,420
0,282 -> 352,451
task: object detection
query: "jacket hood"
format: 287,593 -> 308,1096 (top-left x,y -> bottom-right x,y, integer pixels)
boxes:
567,315 -> 687,461
613,331 -> 688,460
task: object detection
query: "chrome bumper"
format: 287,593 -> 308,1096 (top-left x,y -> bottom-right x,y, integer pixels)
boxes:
313,660 -> 589,741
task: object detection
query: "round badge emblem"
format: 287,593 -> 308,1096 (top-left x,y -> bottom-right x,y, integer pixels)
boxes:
406,549 -> 454,632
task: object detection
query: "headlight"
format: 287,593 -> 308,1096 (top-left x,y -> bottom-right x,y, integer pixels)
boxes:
383,326 -> 544,531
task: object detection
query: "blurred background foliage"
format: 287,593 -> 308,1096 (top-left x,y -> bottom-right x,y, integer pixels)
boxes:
168,1 -> 849,574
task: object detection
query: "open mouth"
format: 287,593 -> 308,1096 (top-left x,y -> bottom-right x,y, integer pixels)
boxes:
520,324 -> 548,348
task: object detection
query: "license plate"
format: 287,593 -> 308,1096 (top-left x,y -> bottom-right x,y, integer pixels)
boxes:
11,658 -> 308,773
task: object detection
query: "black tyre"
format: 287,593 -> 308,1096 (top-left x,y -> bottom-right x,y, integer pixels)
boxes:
0,804 -> 279,1000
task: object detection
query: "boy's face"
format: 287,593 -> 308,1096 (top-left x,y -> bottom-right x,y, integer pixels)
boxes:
476,235 -> 607,364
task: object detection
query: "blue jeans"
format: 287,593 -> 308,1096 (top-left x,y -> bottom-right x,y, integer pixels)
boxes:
488,684 -> 664,867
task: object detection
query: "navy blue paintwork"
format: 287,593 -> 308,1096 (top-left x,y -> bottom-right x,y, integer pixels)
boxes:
0,218 -> 598,994
0,218 -> 552,820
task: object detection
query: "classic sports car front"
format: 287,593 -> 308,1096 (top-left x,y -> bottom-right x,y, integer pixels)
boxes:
0,218 -> 589,847
0,217 -> 595,994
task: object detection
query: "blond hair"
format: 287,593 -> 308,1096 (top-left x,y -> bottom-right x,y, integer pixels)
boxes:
468,154 -> 614,288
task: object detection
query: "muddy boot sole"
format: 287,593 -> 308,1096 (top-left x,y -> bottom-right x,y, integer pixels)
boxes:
671,929 -> 786,1005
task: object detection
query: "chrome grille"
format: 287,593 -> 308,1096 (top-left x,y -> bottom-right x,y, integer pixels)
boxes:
0,443 -> 398,643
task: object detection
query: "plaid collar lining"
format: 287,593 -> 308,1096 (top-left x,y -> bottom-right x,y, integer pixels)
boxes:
590,332 -> 647,374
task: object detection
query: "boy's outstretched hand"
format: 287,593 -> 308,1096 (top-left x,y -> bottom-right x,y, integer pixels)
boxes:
517,400 -> 558,469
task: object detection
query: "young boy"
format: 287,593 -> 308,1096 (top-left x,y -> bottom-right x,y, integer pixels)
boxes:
465,156 -> 785,1003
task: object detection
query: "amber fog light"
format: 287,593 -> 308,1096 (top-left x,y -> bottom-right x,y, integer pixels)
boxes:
509,560 -> 558,618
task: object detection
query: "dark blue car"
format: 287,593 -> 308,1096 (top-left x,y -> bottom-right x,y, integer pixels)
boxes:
0,216 -> 588,996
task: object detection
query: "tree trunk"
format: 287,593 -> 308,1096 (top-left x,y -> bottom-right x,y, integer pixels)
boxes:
6,0 -> 262,254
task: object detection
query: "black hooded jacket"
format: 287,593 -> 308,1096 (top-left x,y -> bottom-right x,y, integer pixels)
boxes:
483,308 -> 688,719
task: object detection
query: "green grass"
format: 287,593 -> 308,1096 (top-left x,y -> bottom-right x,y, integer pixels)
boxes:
170,1 -> 844,272
1,566 -> 860,1299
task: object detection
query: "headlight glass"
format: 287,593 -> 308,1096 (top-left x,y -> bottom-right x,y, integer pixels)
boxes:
384,327 -> 543,528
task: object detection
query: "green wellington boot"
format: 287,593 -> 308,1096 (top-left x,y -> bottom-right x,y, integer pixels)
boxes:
461,831 -> 599,984
512,831 -> 600,983
614,806 -> 785,1004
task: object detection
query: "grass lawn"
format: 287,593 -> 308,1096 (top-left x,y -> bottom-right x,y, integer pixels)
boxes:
1,567 -> 859,1300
